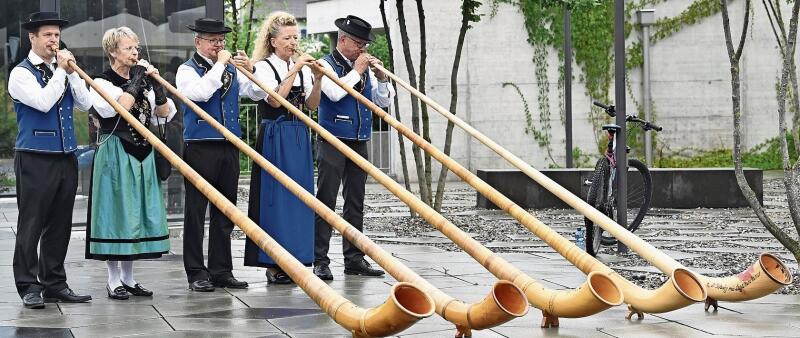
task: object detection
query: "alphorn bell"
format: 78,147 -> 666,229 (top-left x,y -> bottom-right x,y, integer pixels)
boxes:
373,63 -> 794,312
313,62 -> 708,320
65,57 -> 435,337
236,54 -> 627,329
150,59 -> 528,337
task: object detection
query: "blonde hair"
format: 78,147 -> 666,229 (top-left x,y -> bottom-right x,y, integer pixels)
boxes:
101,26 -> 139,64
252,11 -> 297,61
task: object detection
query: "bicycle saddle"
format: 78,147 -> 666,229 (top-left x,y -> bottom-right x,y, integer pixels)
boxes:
602,124 -> 622,132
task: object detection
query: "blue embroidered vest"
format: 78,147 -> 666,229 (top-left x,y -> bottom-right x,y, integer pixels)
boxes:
181,53 -> 241,141
12,58 -> 77,153
318,53 -> 373,141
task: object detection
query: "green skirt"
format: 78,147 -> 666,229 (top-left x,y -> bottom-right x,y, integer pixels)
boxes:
86,135 -> 169,260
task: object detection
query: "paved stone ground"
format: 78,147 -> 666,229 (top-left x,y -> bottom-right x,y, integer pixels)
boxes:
0,172 -> 798,337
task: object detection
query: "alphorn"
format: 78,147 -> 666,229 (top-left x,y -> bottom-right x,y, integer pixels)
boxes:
66,58 -> 435,337
314,63 -> 707,320
373,63 -> 794,311
232,57 -> 627,329
151,66 -> 527,338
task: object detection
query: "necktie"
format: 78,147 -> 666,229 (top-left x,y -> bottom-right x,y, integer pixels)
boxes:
37,63 -> 55,84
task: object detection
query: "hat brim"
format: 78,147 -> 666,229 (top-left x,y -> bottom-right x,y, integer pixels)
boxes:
186,24 -> 232,34
22,19 -> 69,30
334,18 -> 374,42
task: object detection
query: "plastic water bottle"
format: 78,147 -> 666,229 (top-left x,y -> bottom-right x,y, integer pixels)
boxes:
575,227 -> 586,251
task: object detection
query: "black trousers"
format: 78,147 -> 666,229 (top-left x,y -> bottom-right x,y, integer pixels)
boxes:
314,138 -> 368,266
13,151 -> 77,296
182,142 -> 239,283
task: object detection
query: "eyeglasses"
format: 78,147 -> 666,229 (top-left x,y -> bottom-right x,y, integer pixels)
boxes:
346,35 -> 369,48
197,36 -> 226,45
120,46 -> 142,53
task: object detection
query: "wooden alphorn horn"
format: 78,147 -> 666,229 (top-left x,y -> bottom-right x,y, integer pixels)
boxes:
313,62 -> 709,320
232,56 -> 628,329
373,63 -> 793,311
151,62 -> 527,337
66,58 -> 435,337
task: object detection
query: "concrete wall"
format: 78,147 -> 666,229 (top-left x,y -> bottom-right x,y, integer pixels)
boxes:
310,0 -> 797,183
307,0 -> 386,34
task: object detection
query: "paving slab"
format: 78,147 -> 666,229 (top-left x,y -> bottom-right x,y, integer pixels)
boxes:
69,317 -> 173,338
164,317 -> 281,333
128,332 -> 285,338
0,326 -> 72,338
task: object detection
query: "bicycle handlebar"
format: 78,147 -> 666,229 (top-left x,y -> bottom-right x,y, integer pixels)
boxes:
593,101 -> 615,117
626,115 -> 663,132
644,121 -> 663,132
595,101 -> 663,132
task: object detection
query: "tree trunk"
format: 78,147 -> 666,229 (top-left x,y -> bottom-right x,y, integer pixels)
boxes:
416,0 -> 434,200
227,0 -> 239,50
397,0 -> 432,205
775,0 -> 800,236
764,0 -> 800,229
723,0 -> 800,254
243,0 -> 255,52
433,1 -> 473,211
380,0 -> 416,217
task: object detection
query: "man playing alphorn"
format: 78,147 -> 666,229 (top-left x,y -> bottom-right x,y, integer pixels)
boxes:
176,18 -> 266,292
313,15 -> 395,280
8,11 -> 93,309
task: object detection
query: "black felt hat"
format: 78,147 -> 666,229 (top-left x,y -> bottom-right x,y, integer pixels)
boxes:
186,18 -> 232,34
334,15 -> 375,42
22,11 -> 69,30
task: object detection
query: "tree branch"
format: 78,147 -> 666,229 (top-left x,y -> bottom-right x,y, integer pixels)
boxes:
379,0 -> 416,217
734,0 -> 751,62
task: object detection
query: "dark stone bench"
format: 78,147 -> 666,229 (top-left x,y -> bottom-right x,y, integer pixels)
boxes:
476,168 -> 763,209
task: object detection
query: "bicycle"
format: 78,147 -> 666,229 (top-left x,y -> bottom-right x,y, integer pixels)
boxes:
583,101 -> 662,256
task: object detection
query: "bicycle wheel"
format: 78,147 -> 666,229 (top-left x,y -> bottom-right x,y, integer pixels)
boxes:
584,158 -> 610,256
600,159 -> 653,245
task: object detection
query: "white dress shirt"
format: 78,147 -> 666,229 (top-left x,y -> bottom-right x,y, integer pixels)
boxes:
8,50 -> 92,112
319,49 -> 394,106
254,53 -> 315,99
89,75 -> 177,125
176,52 -> 267,102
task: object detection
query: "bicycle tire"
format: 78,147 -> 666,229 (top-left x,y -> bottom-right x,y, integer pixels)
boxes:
600,158 -> 653,245
584,158 -> 610,256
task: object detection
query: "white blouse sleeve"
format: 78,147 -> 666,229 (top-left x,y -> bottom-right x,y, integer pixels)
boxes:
89,78 -> 124,118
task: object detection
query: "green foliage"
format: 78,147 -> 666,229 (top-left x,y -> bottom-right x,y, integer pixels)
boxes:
657,133 -> 799,169
463,0 -> 485,27
1,72 -> 18,157
224,0 -> 262,55
492,0 -> 725,160
627,0 -> 722,68
572,146 -> 598,168
300,34 -> 331,60
367,34 -> 391,70
503,82 -> 558,166
0,176 -> 14,187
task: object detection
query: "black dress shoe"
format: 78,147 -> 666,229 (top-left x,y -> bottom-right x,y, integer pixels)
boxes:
266,269 -> 294,285
43,288 -> 92,303
314,264 -> 333,281
106,285 -> 129,300
344,259 -> 385,277
22,293 -> 45,309
189,280 -> 215,292
122,282 -> 153,297
212,276 -> 248,289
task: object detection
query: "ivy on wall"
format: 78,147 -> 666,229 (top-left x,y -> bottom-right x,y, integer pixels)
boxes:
490,0 -> 726,162
503,82 -> 558,166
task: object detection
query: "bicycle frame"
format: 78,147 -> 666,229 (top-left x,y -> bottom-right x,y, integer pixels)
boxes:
604,129 -> 618,213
